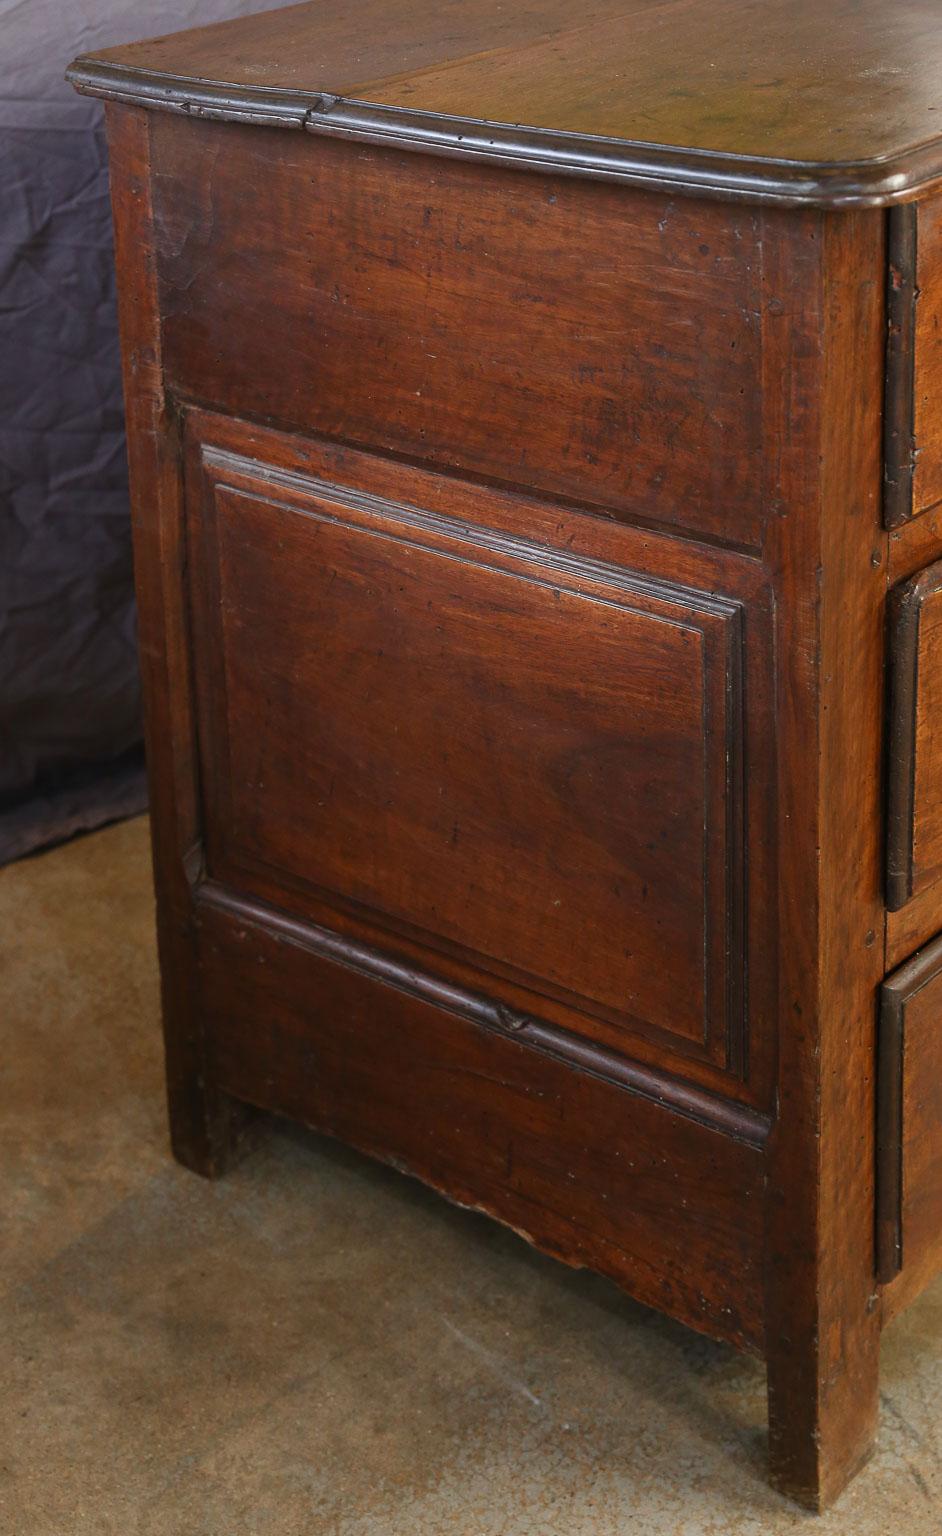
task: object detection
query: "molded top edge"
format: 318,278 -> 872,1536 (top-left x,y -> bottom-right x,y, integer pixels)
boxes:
66,0 -> 942,208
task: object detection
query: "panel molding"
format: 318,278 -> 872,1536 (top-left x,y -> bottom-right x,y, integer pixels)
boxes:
196,878 -> 770,1148
207,450 -> 747,1075
192,438 -> 748,1076
202,444 -> 745,624
182,417 -> 756,1093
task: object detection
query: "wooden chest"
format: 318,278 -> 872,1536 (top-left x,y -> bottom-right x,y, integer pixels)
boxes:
68,0 -> 942,1508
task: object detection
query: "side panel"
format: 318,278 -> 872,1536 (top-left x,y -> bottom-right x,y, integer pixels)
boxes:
150,115 -> 782,553
183,410 -> 776,1106
186,416 -> 755,1078
106,99 -> 886,1408
197,887 -> 766,1351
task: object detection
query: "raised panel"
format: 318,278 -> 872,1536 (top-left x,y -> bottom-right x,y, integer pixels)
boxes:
887,560 -> 942,909
185,419 -> 748,1079
151,114 -> 779,552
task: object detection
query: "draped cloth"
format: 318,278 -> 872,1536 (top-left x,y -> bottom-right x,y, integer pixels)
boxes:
0,0 -> 287,863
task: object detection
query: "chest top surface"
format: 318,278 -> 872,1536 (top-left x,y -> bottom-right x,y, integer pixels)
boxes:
69,0 -> 942,205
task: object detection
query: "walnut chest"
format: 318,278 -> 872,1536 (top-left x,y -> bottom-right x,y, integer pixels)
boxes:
68,0 -> 942,1508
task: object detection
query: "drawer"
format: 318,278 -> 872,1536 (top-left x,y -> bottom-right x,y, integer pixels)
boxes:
148,113 -> 812,555
877,934 -> 942,1295
886,191 -> 942,527
912,196 -> 942,523
887,560 -> 942,910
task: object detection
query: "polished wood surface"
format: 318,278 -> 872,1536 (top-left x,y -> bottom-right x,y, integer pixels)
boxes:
184,408 -> 778,1116
81,0 -> 942,1507
885,506 -> 942,965
152,117 -> 775,551
878,937 -> 942,1310
915,202 -> 942,519
188,421 -> 746,1074
884,207 -> 918,529
105,105 -> 254,1176
885,201 -> 942,528
198,884 -> 767,1351
68,0 -> 942,206
761,207 -> 885,1509
887,560 -> 942,910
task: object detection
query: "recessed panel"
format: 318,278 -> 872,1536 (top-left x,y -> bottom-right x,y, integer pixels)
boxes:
186,434 -> 745,1070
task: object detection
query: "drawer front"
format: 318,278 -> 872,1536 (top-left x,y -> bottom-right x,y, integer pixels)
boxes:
887,560 -> 942,909
886,190 -> 942,528
183,410 -> 777,1105
878,934 -> 942,1295
912,196 -> 942,522
149,114 -> 813,554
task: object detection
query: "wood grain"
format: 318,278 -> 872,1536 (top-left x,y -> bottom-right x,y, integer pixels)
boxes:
95,67 -> 913,1511
186,426 -> 746,1074
885,500 -> 942,963
182,406 -> 780,1113
69,0 -> 942,207
886,561 -> 942,910
104,103 -> 253,1174
151,116 -> 770,552
878,936 -> 942,1311
762,208 -> 886,1510
881,189 -> 942,531
883,206 -> 917,530
196,883 -> 768,1354
913,198 -> 942,521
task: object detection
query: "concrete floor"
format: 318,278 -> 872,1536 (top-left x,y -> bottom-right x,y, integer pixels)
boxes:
3,819 -> 942,1534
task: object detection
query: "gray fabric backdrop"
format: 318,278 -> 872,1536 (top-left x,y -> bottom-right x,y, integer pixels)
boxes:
0,0 -> 286,862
